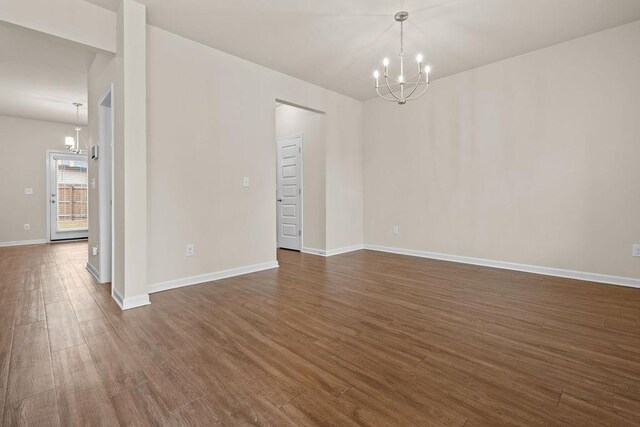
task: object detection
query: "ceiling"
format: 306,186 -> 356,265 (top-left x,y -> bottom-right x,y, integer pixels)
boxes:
0,22 -> 96,124
82,0 -> 640,101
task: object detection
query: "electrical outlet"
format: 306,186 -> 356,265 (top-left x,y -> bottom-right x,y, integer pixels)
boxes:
24,188 -> 33,195
186,244 -> 195,257
24,224 -> 30,231
392,225 -> 399,236
633,244 -> 640,257
92,246 -> 99,256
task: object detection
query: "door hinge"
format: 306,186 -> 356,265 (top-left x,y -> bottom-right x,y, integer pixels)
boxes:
298,230 -> 301,236
298,188 -> 301,195
298,147 -> 301,153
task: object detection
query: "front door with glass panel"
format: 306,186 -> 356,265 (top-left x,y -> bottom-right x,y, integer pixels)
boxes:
48,153 -> 88,241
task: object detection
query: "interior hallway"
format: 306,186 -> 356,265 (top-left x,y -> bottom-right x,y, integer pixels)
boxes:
1,242 -> 640,425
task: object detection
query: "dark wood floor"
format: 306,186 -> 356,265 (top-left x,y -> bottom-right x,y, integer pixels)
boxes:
1,242 -> 640,425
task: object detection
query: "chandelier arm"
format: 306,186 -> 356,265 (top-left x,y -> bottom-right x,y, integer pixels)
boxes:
376,88 -> 399,102
404,79 -> 424,99
405,82 -> 430,101
79,133 -> 89,150
383,76 -> 400,101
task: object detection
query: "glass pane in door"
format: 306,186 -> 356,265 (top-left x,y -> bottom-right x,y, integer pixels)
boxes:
55,158 -> 88,232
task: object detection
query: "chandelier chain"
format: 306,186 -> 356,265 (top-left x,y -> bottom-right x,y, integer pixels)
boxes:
400,20 -> 404,56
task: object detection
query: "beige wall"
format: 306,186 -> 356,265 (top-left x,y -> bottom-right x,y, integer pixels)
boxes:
275,104 -> 327,251
363,21 -> 640,280
113,0 -> 148,303
0,116 -> 86,244
326,96 -> 364,251
146,25 -> 363,285
87,53 -> 115,274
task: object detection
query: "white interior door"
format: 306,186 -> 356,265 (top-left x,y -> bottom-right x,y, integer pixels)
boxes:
48,152 -> 89,241
277,135 -> 302,250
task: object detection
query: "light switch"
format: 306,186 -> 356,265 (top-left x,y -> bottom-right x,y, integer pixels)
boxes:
243,177 -> 250,187
24,188 -> 33,195
91,178 -> 96,189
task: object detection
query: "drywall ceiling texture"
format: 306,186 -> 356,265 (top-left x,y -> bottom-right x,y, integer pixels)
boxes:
276,104 -> 327,252
0,116 -> 86,244
0,0 -> 116,52
146,25 -> 363,286
83,0 -> 640,100
0,21 -> 96,124
363,21 -> 640,281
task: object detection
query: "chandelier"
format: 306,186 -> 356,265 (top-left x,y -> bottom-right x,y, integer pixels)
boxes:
372,11 -> 430,104
64,102 -> 87,154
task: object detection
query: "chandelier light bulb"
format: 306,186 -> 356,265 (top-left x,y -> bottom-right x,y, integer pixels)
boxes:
398,75 -> 404,83
416,54 -> 423,63
424,65 -> 431,74
383,58 -> 389,67
373,70 -> 379,79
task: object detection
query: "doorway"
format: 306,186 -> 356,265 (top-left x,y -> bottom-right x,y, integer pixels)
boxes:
97,85 -> 114,283
47,152 -> 89,241
275,100 -> 327,253
276,134 -> 303,250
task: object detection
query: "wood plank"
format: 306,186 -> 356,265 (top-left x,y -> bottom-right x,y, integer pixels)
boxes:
5,321 -> 54,404
14,290 -> 45,325
42,286 -> 68,304
0,302 -> 16,423
66,287 -> 104,322
83,328 -> 147,397
172,396 -> 221,426
110,381 -> 173,426
2,389 -> 60,426
45,300 -> 86,351
51,343 -> 119,426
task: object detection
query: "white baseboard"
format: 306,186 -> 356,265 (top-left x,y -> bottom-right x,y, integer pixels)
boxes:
148,261 -> 279,294
363,244 -> 640,289
0,239 -> 47,248
302,247 -> 326,256
302,244 -> 364,257
111,287 -> 151,310
326,244 -> 364,257
86,263 -> 100,282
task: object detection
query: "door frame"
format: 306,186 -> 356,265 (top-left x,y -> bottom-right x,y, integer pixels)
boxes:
46,150 -> 89,242
98,84 -> 115,283
276,133 -> 303,250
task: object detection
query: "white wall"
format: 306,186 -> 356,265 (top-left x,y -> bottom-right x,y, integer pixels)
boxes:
146,25 -> 363,286
0,116 -> 86,244
275,104 -> 327,251
363,21 -> 640,281
113,0 -> 148,304
87,53 -> 115,274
